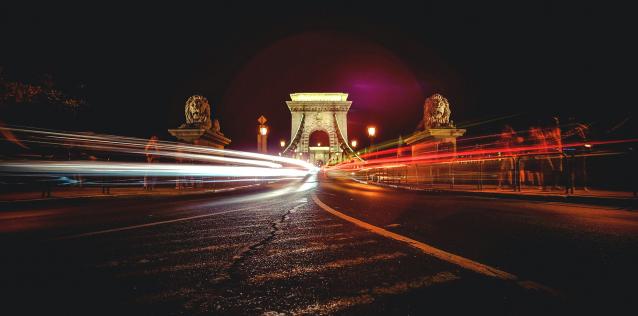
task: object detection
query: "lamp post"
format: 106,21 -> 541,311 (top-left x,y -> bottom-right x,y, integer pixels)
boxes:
367,126 -> 377,182
278,140 -> 285,156
350,140 -> 358,161
257,115 -> 268,153
367,126 -> 376,159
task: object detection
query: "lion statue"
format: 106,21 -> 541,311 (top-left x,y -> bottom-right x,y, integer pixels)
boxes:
423,93 -> 453,129
212,119 -> 222,133
183,95 -> 212,130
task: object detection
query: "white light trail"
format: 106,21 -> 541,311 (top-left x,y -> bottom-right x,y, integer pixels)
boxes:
1,126 -> 318,171
0,126 -> 319,184
0,161 -> 311,178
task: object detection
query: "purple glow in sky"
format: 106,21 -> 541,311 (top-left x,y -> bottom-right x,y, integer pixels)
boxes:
220,31 -> 429,150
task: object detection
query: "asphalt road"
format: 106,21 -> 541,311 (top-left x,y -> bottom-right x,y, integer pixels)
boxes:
2,174 -> 637,315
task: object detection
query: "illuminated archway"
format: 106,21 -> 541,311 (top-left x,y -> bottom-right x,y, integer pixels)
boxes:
282,92 -> 358,164
309,130 -> 330,147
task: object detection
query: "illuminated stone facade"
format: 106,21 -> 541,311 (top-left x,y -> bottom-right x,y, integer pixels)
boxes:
183,95 -> 212,130
283,93 -> 355,165
423,93 -> 453,129
406,93 -> 465,185
168,95 -> 231,149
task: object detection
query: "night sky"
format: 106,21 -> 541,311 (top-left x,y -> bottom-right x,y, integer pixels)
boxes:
2,2 -> 635,150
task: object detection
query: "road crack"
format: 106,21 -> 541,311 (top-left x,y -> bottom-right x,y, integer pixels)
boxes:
184,203 -> 306,312
212,203 -> 305,284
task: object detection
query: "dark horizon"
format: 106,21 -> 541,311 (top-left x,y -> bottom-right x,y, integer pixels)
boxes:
2,4 -> 638,314
2,2 -> 635,150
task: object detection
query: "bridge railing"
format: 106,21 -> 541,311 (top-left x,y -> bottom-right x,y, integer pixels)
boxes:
352,149 -> 637,197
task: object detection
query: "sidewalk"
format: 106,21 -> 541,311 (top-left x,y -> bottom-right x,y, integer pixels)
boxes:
362,181 -> 637,208
0,183 -> 265,205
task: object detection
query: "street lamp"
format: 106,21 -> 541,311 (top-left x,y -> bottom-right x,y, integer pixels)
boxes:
257,115 -> 268,153
351,140 -> 357,148
367,126 -> 376,138
367,126 -> 377,160
280,140 -> 286,148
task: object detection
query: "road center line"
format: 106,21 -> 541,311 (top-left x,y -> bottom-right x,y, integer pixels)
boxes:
312,194 -> 558,295
56,206 -> 254,240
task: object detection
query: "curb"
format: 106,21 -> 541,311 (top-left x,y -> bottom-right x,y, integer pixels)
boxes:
354,179 -> 637,209
0,182 -> 272,210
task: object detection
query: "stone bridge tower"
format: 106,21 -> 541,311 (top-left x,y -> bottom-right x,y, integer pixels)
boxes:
282,92 -> 358,165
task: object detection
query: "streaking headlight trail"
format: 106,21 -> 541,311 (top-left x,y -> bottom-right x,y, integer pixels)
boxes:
0,126 -> 319,185
0,161 -> 312,178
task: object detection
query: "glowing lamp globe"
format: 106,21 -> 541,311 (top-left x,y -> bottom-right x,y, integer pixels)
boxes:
367,127 -> 376,137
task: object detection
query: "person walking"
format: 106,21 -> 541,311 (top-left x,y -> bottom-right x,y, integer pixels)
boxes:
529,126 -> 548,190
101,155 -> 111,194
497,125 -> 516,190
174,146 -> 185,190
546,117 -> 564,191
144,136 -> 159,191
564,117 -> 591,192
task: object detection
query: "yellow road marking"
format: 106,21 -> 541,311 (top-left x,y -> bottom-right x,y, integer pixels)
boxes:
312,194 -> 558,294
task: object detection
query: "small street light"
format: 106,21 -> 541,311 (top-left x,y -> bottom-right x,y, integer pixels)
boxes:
280,140 -> 286,148
367,126 -> 376,137
351,140 -> 358,148
257,115 -> 268,153
367,126 -> 377,159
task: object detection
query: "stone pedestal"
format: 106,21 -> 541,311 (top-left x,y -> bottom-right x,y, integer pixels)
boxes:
404,128 -> 466,185
405,128 -> 466,155
168,128 -> 231,149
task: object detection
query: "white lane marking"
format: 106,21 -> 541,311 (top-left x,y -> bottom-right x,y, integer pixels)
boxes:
119,261 -> 226,276
271,232 -> 351,244
312,194 -> 558,295
56,206 -> 254,240
288,218 -> 336,225
287,271 -> 460,315
293,223 -> 344,230
266,239 -> 378,256
96,242 -> 252,268
250,252 -> 406,283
